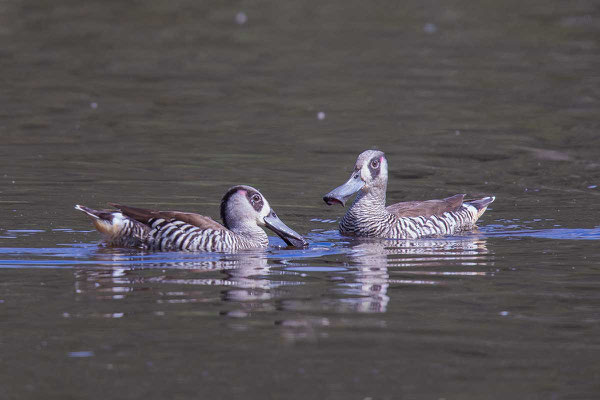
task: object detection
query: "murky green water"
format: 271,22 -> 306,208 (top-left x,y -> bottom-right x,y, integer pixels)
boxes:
1,0 -> 599,398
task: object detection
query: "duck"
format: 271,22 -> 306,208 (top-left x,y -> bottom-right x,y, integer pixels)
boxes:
75,185 -> 308,251
323,150 -> 495,239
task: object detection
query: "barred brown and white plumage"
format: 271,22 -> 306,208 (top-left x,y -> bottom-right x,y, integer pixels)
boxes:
323,150 -> 495,239
75,185 -> 307,252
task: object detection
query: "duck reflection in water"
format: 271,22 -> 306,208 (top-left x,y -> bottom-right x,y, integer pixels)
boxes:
274,234 -> 491,342
72,234 -> 491,339
324,235 -> 491,314
73,250 -> 301,317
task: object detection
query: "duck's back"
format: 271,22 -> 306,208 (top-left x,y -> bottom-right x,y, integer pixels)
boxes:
340,195 -> 494,239
386,194 -> 465,218
389,196 -> 495,239
76,204 -> 246,251
111,204 -> 240,251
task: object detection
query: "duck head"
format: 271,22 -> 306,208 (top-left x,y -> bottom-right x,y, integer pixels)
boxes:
220,185 -> 308,247
323,150 -> 388,206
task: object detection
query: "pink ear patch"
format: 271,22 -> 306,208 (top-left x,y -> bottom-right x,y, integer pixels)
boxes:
238,189 -> 247,195
380,156 -> 384,162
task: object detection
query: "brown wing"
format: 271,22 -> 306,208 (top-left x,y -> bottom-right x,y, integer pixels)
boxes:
386,194 -> 465,218
109,203 -> 226,231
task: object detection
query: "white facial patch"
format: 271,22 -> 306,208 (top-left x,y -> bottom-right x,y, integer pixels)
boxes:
380,157 -> 388,180
258,198 -> 271,224
360,163 -> 371,182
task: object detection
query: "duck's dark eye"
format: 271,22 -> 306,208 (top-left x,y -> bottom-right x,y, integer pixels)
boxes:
371,159 -> 380,169
246,191 -> 264,212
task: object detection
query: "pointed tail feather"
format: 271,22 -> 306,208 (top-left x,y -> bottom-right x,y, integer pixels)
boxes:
465,196 -> 495,220
75,204 -> 127,238
75,204 -> 149,247
75,204 -> 105,219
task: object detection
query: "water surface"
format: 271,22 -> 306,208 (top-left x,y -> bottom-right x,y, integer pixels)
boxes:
1,0 -> 599,399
